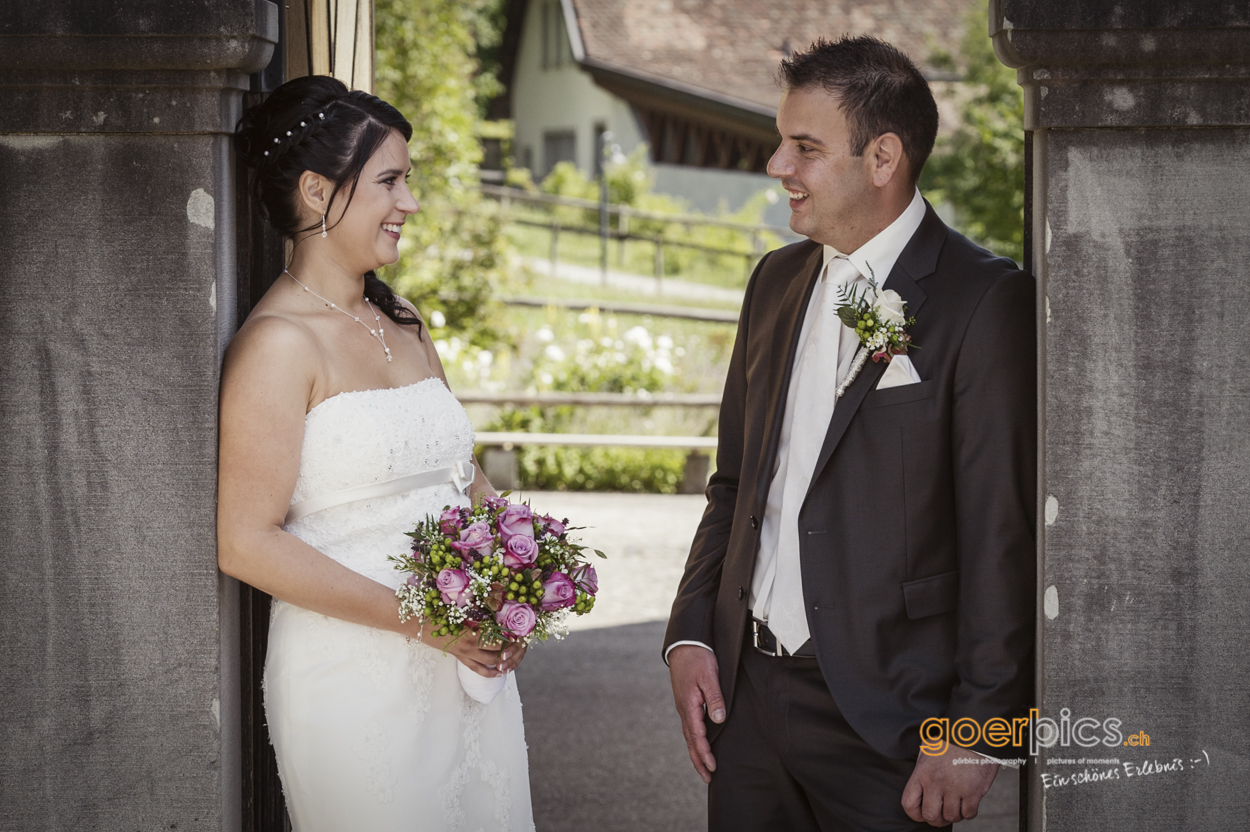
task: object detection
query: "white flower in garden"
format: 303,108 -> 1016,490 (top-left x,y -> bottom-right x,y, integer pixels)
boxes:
624,326 -> 653,349
872,289 -> 907,326
536,326 -> 554,342
544,345 -> 566,362
656,335 -> 673,350
429,310 -> 446,328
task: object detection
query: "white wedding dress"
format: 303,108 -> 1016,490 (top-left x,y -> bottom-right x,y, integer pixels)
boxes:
265,377 -> 534,831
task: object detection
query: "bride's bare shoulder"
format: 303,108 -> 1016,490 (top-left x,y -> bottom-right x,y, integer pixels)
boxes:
223,304 -> 321,389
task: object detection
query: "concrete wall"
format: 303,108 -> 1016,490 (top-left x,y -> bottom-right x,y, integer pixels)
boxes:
0,2 -> 275,829
993,2 -> 1250,828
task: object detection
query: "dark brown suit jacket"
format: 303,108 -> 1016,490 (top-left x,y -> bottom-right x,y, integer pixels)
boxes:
664,203 -> 1036,759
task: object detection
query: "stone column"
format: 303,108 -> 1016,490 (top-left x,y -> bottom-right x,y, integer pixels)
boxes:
992,2 -> 1250,828
0,2 -> 276,829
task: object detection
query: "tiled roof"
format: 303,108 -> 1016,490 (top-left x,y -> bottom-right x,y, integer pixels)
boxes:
569,0 -> 977,113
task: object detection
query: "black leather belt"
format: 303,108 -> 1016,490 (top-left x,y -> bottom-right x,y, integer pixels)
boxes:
751,619 -> 817,658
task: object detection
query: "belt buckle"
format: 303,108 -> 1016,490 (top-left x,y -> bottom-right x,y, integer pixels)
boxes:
752,620 -> 786,657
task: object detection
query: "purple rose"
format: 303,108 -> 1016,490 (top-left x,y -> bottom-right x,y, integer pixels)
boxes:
503,534 -> 538,568
436,568 -> 473,607
495,600 -> 537,639
496,503 -> 534,543
575,564 -> 599,595
450,521 -> 495,558
539,572 -> 576,611
542,514 -> 567,538
481,495 -> 509,512
438,507 -> 463,536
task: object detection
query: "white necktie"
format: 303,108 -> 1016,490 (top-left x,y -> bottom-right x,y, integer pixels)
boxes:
766,256 -> 865,653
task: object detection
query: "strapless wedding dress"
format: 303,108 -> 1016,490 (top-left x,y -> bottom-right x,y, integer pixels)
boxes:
265,377 -> 533,831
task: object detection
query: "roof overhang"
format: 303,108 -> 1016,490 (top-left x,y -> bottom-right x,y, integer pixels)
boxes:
580,57 -> 779,146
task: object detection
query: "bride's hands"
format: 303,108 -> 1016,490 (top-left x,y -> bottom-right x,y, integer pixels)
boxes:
497,643 -> 527,674
416,625 -> 528,676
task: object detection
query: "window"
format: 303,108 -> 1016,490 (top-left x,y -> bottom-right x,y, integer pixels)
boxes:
541,2 -> 549,69
543,130 -> 576,177
541,1 -> 565,69
593,122 -> 607,177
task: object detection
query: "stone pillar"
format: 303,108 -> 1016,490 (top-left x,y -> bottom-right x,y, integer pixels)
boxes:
992,2 -> 1250,828
0,2 -> 276,829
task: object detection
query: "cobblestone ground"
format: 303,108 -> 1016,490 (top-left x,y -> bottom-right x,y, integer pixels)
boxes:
514,491 -> 1019,832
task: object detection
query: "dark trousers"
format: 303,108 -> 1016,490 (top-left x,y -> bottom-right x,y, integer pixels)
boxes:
708,643 -> 928,832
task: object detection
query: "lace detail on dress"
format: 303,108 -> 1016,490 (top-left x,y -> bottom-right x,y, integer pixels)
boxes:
440,700 -> 486,830
353,628 -> 391,691
352,721 -> 398,804
406,638 -> 437,726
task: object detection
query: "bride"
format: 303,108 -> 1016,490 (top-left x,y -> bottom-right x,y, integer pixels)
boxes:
217,75 -> 534,830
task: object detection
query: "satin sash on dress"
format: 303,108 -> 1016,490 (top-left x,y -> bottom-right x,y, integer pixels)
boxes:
285,459 -> 475,524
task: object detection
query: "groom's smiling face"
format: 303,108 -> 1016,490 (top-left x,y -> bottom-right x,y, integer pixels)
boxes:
767,86 -> 877,252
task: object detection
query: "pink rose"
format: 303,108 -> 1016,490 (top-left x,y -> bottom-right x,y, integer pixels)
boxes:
575,564 -> 598,595
542,514 -> 567,538
450,521 -> 495,558
439,507 -> 463,536
497,503 -> 534,543
503,534 -> 538,568
436,568 -> 473,607
539,572 -> 576,611
495,600 -> 537,638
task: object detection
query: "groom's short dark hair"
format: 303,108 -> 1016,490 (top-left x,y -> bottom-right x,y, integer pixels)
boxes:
779,35 -> 939,185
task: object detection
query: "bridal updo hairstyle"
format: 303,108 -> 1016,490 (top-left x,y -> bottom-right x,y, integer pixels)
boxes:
234,75 -> 421,331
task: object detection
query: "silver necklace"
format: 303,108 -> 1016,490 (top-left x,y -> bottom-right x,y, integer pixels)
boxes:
284,268 -> 392,362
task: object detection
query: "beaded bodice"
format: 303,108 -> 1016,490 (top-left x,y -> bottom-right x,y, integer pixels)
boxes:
284,377 -> 475,588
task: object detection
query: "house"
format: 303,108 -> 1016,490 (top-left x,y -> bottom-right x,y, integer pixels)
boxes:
493,0 -> 977,222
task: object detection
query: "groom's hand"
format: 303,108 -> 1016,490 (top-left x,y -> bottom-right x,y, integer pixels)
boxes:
902,744 -> 999,826
668,645 -> 726,784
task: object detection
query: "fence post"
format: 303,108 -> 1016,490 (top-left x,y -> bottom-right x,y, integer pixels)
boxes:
680,451 -> 710,494
618,208 -> 629,266
550,220 -> 560,278
654,234 -> 664,294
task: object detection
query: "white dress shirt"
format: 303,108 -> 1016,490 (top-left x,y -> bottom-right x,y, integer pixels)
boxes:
665,189 -> 926,663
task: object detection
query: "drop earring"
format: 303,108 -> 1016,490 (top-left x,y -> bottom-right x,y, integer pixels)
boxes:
321,213 -> 327,238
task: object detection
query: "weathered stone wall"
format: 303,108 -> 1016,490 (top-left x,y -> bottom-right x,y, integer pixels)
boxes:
993,2 -> 1250,828
0,3 -> 275,829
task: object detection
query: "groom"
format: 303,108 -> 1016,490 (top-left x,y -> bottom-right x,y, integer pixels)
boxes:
665,36 -> 1035,830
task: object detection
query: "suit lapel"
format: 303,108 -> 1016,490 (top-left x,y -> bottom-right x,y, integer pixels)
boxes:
754,244 -> 825,507
807,204 -> 947,487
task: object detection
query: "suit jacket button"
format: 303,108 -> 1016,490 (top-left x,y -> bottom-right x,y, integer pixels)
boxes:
737,586 -> 745,600
749,515 -> 759,530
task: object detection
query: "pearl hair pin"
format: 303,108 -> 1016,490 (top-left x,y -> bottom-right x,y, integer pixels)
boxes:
284,268 -> 392,362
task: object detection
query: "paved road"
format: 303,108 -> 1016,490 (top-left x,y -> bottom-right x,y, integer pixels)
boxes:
514,491 -> 1020,832
522,257 -> 745,306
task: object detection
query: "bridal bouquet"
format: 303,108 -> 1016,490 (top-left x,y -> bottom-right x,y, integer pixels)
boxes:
391,496 -> 602,703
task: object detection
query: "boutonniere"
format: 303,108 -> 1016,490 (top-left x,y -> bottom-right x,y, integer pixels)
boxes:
832,267 -> 918,398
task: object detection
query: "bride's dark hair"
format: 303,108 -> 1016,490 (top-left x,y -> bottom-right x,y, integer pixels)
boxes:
234,75 -> 422,332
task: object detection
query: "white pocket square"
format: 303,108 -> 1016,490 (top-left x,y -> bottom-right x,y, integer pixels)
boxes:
876,355 -> 922,390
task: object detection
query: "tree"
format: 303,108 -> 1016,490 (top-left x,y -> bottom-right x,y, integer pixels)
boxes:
921,4 -> 1025,264
374,0 -> 509,346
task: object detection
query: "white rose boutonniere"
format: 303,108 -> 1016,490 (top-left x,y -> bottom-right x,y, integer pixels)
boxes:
871,290 -> 907,326
833,267 -> 919,398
